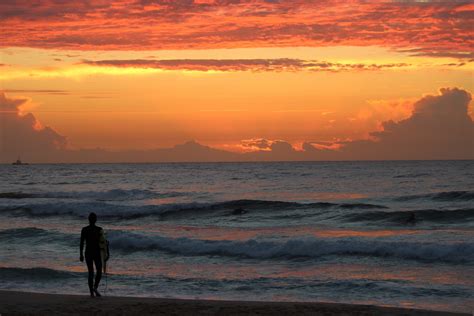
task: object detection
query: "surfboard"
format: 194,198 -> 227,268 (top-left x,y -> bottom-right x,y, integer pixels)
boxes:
99,229 -> 109,274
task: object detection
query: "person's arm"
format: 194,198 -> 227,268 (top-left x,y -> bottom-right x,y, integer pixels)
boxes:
80,228 -> 85,262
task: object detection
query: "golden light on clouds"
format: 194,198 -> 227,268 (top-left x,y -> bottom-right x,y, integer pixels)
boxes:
0,1 -> 473,161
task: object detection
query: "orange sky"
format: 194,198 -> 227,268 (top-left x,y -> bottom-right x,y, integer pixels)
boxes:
0,0 -> 473,161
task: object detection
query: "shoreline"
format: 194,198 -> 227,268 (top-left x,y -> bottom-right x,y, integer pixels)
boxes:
0,290 -> 469,315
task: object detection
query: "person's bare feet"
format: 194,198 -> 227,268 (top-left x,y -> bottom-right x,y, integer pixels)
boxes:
94,288 -> 101,297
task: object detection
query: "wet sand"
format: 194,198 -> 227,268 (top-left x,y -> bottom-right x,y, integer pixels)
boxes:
0,290 -> 469,315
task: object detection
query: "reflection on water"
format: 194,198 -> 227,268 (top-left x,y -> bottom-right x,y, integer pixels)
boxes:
0,161 -> 473,313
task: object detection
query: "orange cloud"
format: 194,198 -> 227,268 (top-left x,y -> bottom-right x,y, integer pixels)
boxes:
1,1 -> 472,59
240,138 -> 274,151
0,92 -> 67,161
334,88 -> 474,159
303,141 -> 343,151
80,58 -> 411,72
2,89 -> 70,95
1,88 -> 473,162
355,98 -> 417,137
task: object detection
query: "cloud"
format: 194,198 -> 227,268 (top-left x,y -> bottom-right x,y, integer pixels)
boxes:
399,49 -> 474,60
81,58 -> 411,72
241,139 -> 299,161
53,140 -> 241,163
238,139 -> 301,160
2,89 -> 70,95
268,140 -> 297,155
0,1 -> 472,59
336,88 -> 474,159
1,88 -> 472,162
240,138 -> 273,151
302,141 -> 342,152
353,98 -> 416,137
0,92 -> 67,162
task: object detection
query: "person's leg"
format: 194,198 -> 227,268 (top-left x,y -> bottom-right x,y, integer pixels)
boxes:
93,255 -> 103,295
85,256 -> 95,296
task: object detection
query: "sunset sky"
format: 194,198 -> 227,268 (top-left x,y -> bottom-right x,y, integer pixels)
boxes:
0,0 -> 473,162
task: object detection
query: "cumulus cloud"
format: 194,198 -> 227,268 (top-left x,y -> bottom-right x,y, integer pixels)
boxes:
302,141 -> 342,152
354,98 -> 416,136
240,138 -> 273,151
0,92 -> 67,162
0,1 -> 471,59
81,59 -> 411,72
336,88 -> 474,160
1,88 -> 472,162
238,139 -> 300,161
269,140 -> 297,154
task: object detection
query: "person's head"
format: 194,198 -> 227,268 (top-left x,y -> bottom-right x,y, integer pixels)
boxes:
88,212 -> 97,225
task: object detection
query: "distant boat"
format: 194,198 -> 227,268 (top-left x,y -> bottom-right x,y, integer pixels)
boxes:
12,158 -> 29,165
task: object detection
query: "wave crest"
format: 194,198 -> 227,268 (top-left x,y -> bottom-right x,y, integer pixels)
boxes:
108,231 -> 474,264
0,199 -> 388,220
345,208 -> 474,224
0,267 -> 80,280
396,191 -> 474,202
0,189 -> 185,201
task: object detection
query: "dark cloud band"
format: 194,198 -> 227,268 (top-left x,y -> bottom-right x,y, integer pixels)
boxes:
81,58 -> 411,72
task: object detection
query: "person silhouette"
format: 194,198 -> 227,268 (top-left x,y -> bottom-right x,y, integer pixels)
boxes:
80,212 -> 104,297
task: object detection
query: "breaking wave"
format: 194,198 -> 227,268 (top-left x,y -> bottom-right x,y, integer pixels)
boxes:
0,227 -> 75,247
108,231 -> 474,264
393,173 -> 431,179
1,227 -> 472,263
395,190 -> 474,202
0,227 -> 52,239
0,192 -> 35,199
0,267 -> 81,280
0,199 -> 388,220
0,189 -> 185,201
344,208 -> 474,224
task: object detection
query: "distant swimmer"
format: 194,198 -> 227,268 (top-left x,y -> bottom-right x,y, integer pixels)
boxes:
232,208 -> 247,215
407,212 -> 417,224
80,212 -> 109,297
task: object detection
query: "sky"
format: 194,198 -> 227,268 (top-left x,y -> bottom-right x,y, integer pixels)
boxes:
0,0 -> 473,162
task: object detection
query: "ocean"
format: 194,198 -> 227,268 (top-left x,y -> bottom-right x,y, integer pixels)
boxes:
0,161 -> 473,313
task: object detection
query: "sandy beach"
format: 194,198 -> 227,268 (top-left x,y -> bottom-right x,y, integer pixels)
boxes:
0,290 -> 469,316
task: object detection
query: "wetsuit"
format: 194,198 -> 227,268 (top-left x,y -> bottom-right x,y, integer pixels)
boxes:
80,225 -> 103,294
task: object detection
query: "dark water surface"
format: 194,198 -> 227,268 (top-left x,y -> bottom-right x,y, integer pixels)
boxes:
0,161 -> 473,312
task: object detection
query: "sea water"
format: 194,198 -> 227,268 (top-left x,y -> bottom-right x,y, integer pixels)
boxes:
0,161 -> 473,313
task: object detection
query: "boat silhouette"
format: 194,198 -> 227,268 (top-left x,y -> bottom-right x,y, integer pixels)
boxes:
12,157 -> 29,165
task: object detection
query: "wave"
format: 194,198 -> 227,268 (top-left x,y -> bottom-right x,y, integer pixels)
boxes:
1,227 -> 472,264
338,203 -> 388,209
0,227 -> 75,248
0,202 -> 211,219
0,267 -> 80,280
0,199 -> 388,220
0,192 -> 34,199
395,190 -> 474,202
0,189 -> 185,201
108,231 -> 474,264
393,173 -> 431,179
345,208 -> 474,224
0,227 -> 51,239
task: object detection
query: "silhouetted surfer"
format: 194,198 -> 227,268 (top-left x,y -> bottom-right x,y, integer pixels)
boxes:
80,212 -> 108,297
